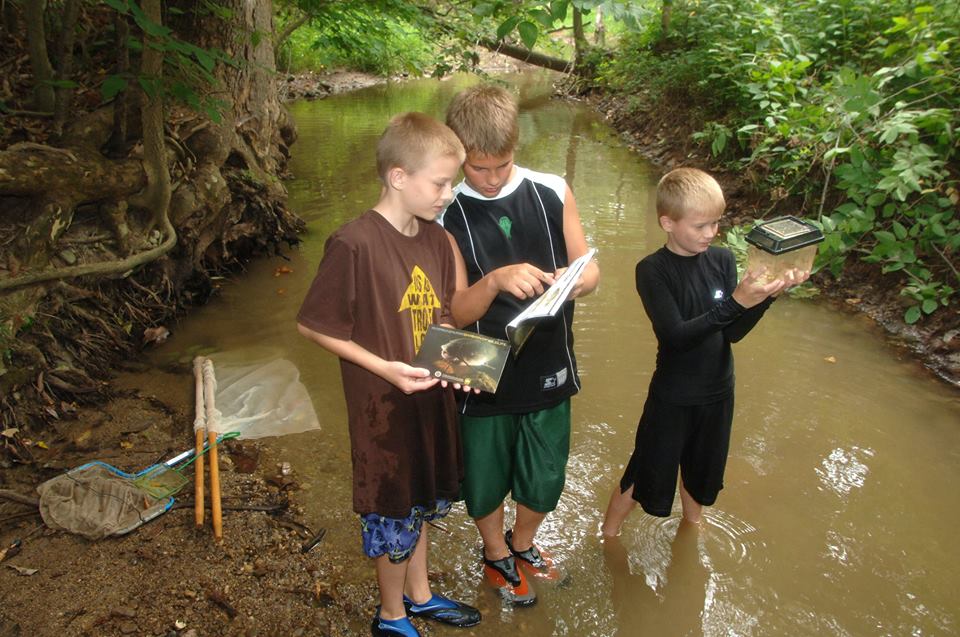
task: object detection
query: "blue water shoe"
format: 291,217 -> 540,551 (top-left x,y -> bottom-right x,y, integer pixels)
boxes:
404,593 -> 481,627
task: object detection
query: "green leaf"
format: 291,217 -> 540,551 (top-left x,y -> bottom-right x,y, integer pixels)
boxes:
531,9 -> 556,29
472,3 -> 496,17
921,298 -> 938,314
129,2 -> 171,38
892,221 -> 907,240
101,75 -> 128,100
874,230 -> 896,244
904,305 -> 921,324
195,49 -> 215,73
497,16 -> 521,40
103,0 -> 129,13
517,21 -> 538,49
137,77 -> 159,99
550,0 -> 569,21
45,79 -> 80,89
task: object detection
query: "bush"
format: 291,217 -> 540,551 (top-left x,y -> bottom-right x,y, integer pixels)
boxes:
599,0 -> 959,323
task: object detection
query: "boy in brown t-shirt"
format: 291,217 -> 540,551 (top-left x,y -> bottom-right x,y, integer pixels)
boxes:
297,113 -> 480,637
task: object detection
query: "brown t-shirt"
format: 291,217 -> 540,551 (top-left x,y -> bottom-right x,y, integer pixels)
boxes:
297,210 -> 462,517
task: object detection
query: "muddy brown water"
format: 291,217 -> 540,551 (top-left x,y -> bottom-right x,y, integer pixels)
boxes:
154,72 -> 960,636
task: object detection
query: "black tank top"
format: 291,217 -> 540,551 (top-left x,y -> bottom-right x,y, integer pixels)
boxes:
442,167 -> 580,416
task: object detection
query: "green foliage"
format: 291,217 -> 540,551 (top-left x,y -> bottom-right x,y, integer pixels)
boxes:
276,3 -> 435,75
101,0 -> 235,121
600,0 -> 959,324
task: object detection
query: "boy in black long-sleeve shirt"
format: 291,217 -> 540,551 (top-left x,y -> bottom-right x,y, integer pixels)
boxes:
601,168 -> 808,533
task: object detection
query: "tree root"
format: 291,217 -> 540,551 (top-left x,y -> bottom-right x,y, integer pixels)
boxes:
0,213 -> 177,291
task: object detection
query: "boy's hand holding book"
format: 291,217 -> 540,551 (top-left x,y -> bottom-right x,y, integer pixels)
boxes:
381,361 -> 441,395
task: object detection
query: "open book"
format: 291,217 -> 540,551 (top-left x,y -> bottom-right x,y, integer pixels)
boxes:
412,325 -> 510,393
506,248 -> 596,355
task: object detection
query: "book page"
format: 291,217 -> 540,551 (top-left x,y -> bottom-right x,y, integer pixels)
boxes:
412,325 -> 511,393
505,248 -> 596,354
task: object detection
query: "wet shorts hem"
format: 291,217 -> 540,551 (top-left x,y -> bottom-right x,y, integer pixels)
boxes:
360,499 -> 452,563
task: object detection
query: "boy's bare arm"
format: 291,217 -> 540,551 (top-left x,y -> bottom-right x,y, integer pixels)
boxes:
446,231 -> 555,328
296,323 -> 438,395
560,186 -> 599,299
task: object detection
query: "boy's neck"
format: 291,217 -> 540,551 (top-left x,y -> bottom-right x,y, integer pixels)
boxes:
373,199 -> 419,237
664,238 -> 697,257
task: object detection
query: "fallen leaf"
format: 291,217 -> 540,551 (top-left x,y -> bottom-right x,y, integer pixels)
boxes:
845,298 -> 861,305
120,440 -> 133,449
824,356 -> 837,364
36,441 -> 49,449
7,565 -> 38,576
274,265 -> 293,276
1,428 -> 18,438
143,326 -> 170,345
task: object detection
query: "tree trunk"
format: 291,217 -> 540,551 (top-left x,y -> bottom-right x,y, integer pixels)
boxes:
2,0 -> 19,33
661,0 -> 673,40
24,0 -> 55,112
135,0 -> 171,232
167,0 -> 300,267
572,7 -> 586,66
107,12 -> 131,154
52,0 -> 81,136
594,7 -> 605,46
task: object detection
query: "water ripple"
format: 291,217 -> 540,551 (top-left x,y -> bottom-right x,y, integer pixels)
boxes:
816,446 -> 874,496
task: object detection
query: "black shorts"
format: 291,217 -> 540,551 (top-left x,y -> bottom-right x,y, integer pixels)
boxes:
619,392 -> 735,517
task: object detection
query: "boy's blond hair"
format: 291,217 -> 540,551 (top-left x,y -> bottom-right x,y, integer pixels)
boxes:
445,84 -> 519,156
377,112 -> 465,184
656,167 -> 726,220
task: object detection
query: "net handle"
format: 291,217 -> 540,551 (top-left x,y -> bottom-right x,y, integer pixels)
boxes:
163,431 -> 240,471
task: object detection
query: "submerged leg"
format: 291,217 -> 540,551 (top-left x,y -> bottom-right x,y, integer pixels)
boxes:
602,484 -> 638,537
679,480 -> 703,523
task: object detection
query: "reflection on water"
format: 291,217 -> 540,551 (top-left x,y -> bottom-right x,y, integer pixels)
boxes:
152,72 -> 960,636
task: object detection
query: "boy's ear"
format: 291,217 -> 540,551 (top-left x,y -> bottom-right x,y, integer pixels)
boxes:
659,215 -> 674,232
387,167 -> 407,190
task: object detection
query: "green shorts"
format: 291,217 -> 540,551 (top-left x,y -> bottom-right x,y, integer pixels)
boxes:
459,400 -> 571,518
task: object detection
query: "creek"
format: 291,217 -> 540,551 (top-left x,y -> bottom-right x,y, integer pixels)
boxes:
154,72 -> 960,636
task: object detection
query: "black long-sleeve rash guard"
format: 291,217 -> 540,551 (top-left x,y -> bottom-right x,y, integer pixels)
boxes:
636,245 -> 773,405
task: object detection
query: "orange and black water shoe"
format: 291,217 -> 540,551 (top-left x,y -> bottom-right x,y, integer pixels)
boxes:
482,554 -> 537,607
505,529 -> 569,585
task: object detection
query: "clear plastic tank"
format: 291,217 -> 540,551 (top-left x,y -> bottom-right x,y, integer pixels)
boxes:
745,216 -> 824,283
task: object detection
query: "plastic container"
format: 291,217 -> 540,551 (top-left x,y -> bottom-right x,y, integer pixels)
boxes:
745,216 -> 824,283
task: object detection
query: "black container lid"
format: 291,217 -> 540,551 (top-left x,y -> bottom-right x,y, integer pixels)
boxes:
745,215 -> 825,255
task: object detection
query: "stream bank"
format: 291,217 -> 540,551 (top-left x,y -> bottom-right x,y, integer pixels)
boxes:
591,91 -> 959,388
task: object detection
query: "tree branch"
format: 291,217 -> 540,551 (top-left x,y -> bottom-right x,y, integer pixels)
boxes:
478,38 -> 579,75
273,10 -> 311,49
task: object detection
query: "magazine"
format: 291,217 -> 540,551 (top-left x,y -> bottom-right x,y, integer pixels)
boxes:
505,248 -> 596,355
412,325 -> 511,393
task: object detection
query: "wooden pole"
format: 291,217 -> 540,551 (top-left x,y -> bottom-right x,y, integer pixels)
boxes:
192,357 -> 206,528
202,359 -> 223,540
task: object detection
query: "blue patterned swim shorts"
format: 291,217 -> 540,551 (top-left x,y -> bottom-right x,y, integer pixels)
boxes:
360,499 -> 452,563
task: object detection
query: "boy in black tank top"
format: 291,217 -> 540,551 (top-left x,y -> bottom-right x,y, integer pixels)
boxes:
442,85 -> 600,605
600,168 -> 808,536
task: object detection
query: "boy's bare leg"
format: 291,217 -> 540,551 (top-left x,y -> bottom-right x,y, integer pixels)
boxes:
403,524 -> 432,604
375,554 -> 410,620
509,503 -> 546,551
601,484 -> 637,537
475,503 -> 510,560
679,481 -> 703,523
